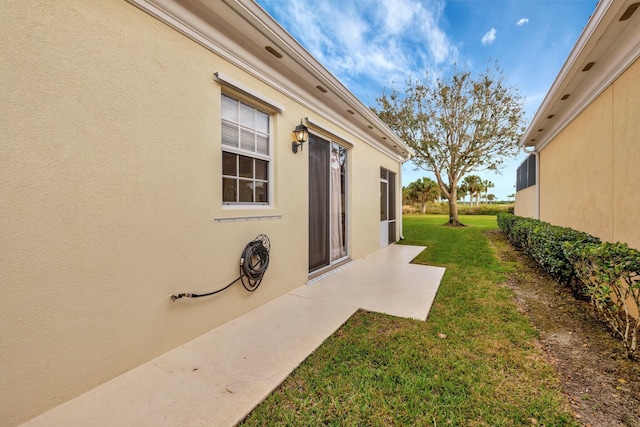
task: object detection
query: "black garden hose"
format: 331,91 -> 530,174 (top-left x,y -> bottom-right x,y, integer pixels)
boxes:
170,234 -> 270,302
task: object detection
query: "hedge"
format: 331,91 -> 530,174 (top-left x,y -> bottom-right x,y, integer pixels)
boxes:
404,203 -> 513,216
497,213 -> 600,288
497,213 -> 640,359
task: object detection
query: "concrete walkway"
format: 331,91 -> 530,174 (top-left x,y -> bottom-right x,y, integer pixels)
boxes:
21,244 -> 445,427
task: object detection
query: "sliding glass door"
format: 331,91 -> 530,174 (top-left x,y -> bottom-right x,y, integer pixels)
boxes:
380,168 -> 396,247
309,134 -> 348,273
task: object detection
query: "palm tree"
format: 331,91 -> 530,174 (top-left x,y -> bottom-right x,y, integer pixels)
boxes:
457,185 -> 468,204
483,180 -> 494,205
459,181 -> 470,205
463,175 -> 484,207
406,177 -> 440,213
476,182 -> 486,206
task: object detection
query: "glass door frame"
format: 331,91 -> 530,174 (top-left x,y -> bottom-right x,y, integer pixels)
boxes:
308,134 -> 349,274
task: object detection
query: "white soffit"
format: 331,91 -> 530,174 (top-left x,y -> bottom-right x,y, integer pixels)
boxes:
521,0 -> 640,150
126,0 -> 413,161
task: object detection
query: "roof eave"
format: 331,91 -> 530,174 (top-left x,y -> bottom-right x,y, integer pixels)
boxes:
127,0 -> 413,161
520,0 -> 640,152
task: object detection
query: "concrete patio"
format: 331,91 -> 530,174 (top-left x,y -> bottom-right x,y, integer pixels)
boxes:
21,244 -> 445,427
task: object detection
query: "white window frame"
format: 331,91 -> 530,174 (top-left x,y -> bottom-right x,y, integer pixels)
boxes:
221,94 -> 272,206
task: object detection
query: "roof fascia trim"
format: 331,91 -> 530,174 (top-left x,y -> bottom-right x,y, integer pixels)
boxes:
520,0 -> 613,148
127,0 -> 410,162
534,42 -> 640,152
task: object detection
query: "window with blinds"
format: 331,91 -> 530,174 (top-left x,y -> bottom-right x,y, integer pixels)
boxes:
516,154 -> 536,191
221,95 -> 270,204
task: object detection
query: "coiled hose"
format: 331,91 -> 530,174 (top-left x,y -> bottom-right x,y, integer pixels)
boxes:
170,234 -> 270,302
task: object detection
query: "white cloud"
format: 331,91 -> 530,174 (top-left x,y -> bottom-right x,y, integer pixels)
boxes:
481,28 -> 497,45
516,18 -> 529,26
379,0 -> 416,34
413,1 -> 458,64
257,0 -> 458,87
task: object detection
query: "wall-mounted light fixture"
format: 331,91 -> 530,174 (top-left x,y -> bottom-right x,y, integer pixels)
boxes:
292,120 -> 308,153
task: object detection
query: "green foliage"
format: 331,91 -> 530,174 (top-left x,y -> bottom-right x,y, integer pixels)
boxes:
462,174 -> 484,206
496,213 -> 600,287
409,203 -> 512,216
565,242 -> 640,358
528,224 -> 600,287
459,204 -> 512,216
373,64 -> 525,224
243,215 -> 577,426
497,213 -> 640,359
404,177 -> 441,213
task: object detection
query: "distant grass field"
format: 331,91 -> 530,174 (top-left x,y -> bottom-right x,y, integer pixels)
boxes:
241,215 -> 577,426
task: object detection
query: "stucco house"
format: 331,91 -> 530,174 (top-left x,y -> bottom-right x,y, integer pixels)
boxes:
515,0 -> 640,250
0,0 -> 412,424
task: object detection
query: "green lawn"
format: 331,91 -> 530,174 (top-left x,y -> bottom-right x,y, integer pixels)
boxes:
241,215 -> 577,426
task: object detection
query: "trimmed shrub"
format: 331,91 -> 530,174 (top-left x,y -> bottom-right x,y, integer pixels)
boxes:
565,242 -> 640,359
497,212 -> 640,358
497,213 -> 600,287
528,223 -> 600,288
496,210 -> 518,239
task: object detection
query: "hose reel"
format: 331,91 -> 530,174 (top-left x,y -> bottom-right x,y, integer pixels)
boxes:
170,234 -> 270,302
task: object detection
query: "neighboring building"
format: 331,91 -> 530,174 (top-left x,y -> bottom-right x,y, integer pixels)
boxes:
515,0 -> 640,250
0,1 -> 411,425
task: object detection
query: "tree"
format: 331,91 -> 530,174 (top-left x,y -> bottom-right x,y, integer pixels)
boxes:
457,181 -> 471,206
458,183 -> 469,205
405,177 -> 440,214
463,175 -> 484,207
373,65 -> 525,226
483,180 -> 494,204
487,194 -> 496,203
402,186 -> 411,205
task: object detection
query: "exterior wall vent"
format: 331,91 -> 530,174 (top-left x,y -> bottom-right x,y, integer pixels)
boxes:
265,46 -> 283,58
620,2 -> 639,21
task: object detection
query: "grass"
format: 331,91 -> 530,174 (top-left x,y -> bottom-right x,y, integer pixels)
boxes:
241,215 -> 578,426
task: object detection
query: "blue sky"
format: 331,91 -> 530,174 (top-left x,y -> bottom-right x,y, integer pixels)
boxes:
255,0 -> 598,200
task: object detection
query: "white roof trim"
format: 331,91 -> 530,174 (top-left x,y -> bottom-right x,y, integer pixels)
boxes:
126,0 -> 413,162
520,0 -> 640,151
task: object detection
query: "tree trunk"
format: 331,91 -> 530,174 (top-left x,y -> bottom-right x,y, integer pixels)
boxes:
446,190 -> 465,227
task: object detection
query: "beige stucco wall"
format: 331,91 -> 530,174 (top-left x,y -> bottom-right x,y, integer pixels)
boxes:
539,87 -> 614,240
611,57 -> 640,250
514,185 -> 537,218
538,58 -> 640,250
0,1 -> 401,425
